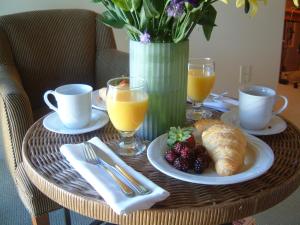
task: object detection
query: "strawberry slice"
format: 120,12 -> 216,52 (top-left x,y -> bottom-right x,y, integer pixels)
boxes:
118,79 -> 129,87
185,135 -> 196,149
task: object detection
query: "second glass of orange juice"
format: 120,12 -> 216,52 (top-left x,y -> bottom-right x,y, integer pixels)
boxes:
187,58 -> 216,120
106,77 -> 148,156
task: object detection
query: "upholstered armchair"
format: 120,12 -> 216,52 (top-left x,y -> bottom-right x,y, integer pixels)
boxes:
0,9 -> 128,225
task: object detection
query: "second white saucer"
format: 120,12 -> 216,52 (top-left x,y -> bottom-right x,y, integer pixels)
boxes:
43,109 -> 109,135
220,109 -> 287,135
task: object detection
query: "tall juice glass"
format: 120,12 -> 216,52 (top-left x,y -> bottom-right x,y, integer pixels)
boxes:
187,58 -> 216,120
106,77 -> 148,156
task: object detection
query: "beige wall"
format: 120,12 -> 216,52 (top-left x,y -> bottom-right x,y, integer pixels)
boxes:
0,0 -> 285,97
194,1 -> 285,97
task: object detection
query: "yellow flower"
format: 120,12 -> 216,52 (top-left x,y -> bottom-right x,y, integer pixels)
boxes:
236,0 -> 268,16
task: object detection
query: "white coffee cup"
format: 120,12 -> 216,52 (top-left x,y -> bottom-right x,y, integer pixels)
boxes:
239,85 -> 288,130
44,84 -> 93,129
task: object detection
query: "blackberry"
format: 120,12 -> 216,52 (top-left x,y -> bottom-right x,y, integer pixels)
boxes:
194,155 -> 210,174
180,146 -> 191,159
194,158 -> 206,174
194,145 -> 207,156
188,149 -> 196,168
194,161 -> 204,174
173,142 -> 187,155
173,157 -> 189,172
165,150 -> 178,164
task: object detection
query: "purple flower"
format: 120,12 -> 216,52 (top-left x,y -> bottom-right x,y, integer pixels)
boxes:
167,0 -> 200,18
167,0 -> 185,18
139,32 -> 151,44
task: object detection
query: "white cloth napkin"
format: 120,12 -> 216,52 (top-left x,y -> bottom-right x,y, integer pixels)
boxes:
203,93 -> 238,112
60,137 -> 170,215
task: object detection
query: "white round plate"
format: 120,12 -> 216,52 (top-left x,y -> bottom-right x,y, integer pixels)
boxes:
220,109 -> 287,135
43,109 -> 109,135
147,133 -> 274,185
92,90 -> 106,111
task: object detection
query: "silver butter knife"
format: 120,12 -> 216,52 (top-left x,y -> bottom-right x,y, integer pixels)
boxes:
88,142 -> 151,195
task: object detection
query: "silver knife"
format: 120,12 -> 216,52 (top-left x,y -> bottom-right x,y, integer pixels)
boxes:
88,142 -> 151,195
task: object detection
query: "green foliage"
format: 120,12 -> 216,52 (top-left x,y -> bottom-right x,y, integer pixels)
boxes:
143,0 -> 160,18
99,11 -> 125,28
167,127 -> 193,147
111,0 -> 131,11
198,4 -> 217,41
93,0 -> 275,43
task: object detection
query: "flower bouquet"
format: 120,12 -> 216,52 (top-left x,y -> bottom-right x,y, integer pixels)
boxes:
93,0 -> 298,44
93,0 -> 299,140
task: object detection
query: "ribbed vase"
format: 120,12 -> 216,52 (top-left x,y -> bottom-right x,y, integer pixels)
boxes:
130,40 -> 189,140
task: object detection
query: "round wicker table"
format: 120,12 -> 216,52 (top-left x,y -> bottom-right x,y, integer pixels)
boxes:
22,115 -> 300,225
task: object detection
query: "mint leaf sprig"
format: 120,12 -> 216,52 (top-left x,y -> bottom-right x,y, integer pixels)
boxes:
167,126 -> 193,147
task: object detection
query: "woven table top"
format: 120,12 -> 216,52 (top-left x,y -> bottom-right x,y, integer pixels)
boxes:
22,114 -> 300,225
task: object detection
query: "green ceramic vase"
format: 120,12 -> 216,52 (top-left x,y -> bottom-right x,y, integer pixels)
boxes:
130,40 -> 189,140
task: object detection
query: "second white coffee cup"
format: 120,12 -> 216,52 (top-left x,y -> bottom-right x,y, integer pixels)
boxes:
44,84 -> 93,129
239,85 -> 288,130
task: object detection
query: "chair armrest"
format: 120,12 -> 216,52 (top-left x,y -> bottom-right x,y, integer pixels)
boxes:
0,65 -> 34,175
95,49 -> 129,88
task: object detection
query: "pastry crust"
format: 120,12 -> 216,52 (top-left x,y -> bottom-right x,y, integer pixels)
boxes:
194,119 -> 224,134
202,124 -> 247,176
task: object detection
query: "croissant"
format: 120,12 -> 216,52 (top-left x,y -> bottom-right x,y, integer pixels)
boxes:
201,124 -> 247,176
194,119 -> 224,134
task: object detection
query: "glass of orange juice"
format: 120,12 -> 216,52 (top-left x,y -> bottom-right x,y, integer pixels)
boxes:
106,77 -> 148,156
186,58 -> 216,120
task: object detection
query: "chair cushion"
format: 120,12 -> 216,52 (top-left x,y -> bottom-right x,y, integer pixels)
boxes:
0,9 -> 97,109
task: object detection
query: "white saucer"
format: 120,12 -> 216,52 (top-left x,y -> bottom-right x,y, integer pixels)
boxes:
187,94 -> 238,112
220,109 -> 287,135
92,90 -> 106,111
43,109 -> 109,135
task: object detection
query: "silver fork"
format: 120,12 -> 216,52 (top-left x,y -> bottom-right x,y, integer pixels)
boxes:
86,142 -> 152,195
83,143 -> 135,197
